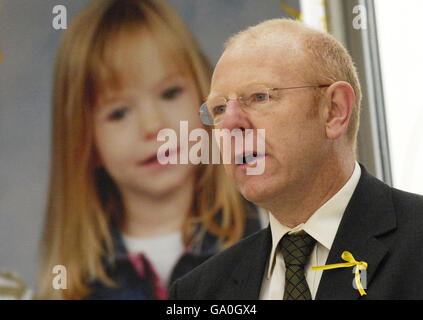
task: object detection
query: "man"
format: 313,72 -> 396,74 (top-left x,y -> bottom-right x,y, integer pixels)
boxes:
169,19 -> 423,299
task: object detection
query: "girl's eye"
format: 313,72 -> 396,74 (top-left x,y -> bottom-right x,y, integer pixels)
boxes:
108,107 -> 128,121
162,86 -> 183,100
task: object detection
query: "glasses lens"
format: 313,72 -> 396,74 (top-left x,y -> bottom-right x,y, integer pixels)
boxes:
243,86 -> 270,108
205,97 -> 227,126
199,103 -> 214,126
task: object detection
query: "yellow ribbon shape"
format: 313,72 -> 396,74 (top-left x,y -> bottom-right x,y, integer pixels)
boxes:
312,251 -> 368,296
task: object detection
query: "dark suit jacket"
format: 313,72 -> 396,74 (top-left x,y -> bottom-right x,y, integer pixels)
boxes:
169,165 -> 423,299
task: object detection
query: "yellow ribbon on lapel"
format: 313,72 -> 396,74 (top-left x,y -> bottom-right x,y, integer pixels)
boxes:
312,251 -> 368,296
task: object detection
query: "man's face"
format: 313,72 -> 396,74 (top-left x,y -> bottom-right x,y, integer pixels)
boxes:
210,41 -> 329,207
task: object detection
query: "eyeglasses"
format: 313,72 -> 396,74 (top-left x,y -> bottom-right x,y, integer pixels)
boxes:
199,84 -> 331,126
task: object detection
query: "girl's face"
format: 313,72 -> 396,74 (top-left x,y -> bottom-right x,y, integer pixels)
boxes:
93,33 -> 203,199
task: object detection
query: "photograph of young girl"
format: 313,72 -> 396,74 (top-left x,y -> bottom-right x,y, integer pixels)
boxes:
37,0 -> 264,299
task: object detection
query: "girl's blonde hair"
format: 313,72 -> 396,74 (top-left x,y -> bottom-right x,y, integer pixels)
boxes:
39,0 -> 248,299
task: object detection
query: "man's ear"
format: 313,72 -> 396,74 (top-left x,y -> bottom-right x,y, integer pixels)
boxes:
325,81 -> 355,141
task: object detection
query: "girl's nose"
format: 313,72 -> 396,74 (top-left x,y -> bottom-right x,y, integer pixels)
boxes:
140,103 -> 167,141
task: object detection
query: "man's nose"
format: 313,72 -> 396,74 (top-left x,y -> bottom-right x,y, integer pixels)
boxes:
221,99 -> 252,132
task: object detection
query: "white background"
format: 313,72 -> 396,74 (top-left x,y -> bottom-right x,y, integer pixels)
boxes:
375,0 -> 423,195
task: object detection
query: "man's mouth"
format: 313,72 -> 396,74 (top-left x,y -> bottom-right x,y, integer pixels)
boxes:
236,152 -> 266,166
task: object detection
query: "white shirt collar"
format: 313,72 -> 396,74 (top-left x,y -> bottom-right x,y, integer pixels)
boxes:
266,161 -> 361,278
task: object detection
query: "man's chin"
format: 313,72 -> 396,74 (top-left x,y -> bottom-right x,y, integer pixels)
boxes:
237,180 -> 269,205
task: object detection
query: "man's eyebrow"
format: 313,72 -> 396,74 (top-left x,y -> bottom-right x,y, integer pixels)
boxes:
205,82 -> 277,101
205,93 -> 216,102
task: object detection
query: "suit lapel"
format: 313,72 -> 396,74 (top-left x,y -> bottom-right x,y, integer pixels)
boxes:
224,227 -> 272,299
316,165 -> 396,299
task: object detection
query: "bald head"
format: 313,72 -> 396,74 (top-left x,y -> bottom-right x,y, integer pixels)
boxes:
223,19 -> 362,150
223,20 -> 308,78
225,18 -> 312,49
